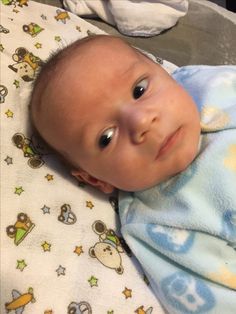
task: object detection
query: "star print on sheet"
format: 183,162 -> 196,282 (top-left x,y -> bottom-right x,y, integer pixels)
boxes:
135,305 -> 154,314
44,310 -> 53,314
35,42 -> 42,49
16,259 -> 27,271
107,311 -> 114,314
4,156 -> 13,165
74,246 -> 84,256
86,201 -> 94,209
41,241 -> 51,252
41,205 -> 50,214
88,275 -> 98,287
45,174 -> 54,181
5,109 -> 14,118
14,186 -> 24,195
54,36 -> 61,42
56,265 -> 66,276
122,287 -> 132,299
13,80 -> 20,88
0,44 -> 4,52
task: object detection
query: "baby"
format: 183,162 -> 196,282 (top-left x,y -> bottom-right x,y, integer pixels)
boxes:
31,35 -> 200,193
31,35 -> 236,314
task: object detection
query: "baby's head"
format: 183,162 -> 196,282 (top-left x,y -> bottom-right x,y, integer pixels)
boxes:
31,35 -> 200,193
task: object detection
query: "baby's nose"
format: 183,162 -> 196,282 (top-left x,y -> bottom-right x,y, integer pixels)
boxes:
122,105 -> 158,144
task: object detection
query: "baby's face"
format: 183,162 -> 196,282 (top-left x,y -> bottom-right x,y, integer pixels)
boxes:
39,37 -> 200,192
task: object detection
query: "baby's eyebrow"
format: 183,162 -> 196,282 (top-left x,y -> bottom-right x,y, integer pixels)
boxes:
76,119 -> 103,154
120,60 -> 141,79
77,121 -> 91,148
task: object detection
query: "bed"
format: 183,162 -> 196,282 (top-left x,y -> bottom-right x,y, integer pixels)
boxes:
1,1 -> 235,313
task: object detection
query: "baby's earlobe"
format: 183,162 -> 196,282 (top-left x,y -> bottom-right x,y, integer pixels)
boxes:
71,169 -> 115,194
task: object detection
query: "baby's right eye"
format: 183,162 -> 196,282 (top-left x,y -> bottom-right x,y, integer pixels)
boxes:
98,127 -> 115,149
133,78 -> 148,100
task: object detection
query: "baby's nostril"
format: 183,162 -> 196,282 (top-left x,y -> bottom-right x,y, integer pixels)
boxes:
140,131 -> 146,140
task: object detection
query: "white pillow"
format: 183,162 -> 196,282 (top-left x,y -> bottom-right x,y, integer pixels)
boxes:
1,1 -> 165,313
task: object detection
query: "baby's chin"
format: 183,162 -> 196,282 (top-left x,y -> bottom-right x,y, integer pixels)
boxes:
120,173 -> 181,192
120,156 -> 198,192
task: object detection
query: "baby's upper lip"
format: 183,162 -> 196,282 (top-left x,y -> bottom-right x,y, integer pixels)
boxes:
155,127 -> 181,159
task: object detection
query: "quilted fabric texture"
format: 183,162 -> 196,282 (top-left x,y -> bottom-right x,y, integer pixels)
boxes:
0,1 -> 165,313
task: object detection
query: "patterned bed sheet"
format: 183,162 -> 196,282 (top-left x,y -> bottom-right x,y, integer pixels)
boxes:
0,1 -> 165,313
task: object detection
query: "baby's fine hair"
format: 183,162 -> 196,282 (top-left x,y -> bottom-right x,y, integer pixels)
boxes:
31,35 -> 106,105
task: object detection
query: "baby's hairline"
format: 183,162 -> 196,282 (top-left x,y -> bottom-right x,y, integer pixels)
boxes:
30,35 -> 134,123
30,34 -> 158,109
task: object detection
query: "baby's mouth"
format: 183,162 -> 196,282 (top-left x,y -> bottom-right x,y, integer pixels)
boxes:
155,127 -> 182,159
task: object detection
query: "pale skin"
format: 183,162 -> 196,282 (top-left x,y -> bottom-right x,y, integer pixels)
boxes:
32,36 -> 201,193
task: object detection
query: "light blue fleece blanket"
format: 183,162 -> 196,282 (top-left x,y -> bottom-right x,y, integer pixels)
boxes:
119,66 -> 236,314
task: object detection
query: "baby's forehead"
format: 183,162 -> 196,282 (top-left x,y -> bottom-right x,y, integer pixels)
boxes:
66,37 -> 141,74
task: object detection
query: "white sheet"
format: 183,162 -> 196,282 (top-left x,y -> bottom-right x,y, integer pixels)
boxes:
0,1 -> 166,313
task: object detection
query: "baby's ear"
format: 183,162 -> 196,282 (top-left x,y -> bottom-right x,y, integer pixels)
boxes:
71,169 -> 115,194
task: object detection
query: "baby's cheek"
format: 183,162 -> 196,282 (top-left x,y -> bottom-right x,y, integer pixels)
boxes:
178,142 -> 198,172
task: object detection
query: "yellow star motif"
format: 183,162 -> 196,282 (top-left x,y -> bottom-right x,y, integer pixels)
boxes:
13,80 -> 20,88
88,275 -> 98,287
4,156 -> 13,165
0,44 -> 4,52
54,36 -> 61,42
16,259 -> 27,271
122,287 -> 132,299
5,109 -> 14,118
44,311 -> 53,314
107,311 -> 114,314
35,42 -> 42,49
15,186 -> 24,195
45,174 -> 54,181
41,241 -> 51,252
76,26 -> 81,32
135,306 -> 145,314
86,200 -> 94,209
135,305 -> 154,314
13,8 -> 20,13
74,245 -> 84,256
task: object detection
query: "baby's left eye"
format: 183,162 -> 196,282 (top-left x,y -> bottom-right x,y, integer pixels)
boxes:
133,78 -> 148,99
98,127 -> 115,149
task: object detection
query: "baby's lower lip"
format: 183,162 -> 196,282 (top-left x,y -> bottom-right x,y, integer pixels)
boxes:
156,127 -> 182,159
